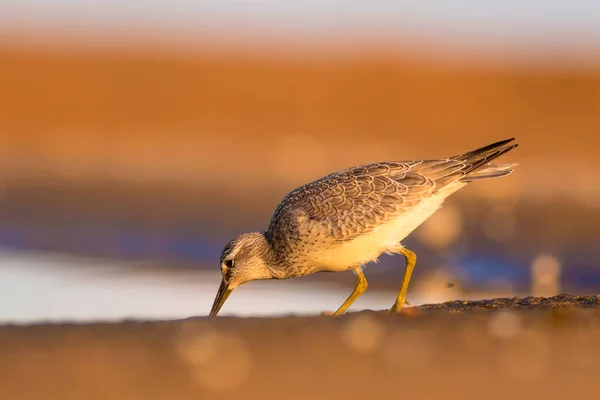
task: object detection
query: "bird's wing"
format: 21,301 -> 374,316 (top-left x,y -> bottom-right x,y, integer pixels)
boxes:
266,138 -> 517,244
267,159 -> 467,242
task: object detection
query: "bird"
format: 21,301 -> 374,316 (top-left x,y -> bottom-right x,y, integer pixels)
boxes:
209,138 -> 518,317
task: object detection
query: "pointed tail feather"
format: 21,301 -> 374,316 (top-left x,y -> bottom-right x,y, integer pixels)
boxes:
453,138 -> 519,182
452,138 -> 515,161
461,163 -> 518,182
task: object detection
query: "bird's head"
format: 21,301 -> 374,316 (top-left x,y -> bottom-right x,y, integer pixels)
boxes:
209,232 -> 274,317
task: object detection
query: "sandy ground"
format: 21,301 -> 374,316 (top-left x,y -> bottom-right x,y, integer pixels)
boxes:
1,294 -> 599,400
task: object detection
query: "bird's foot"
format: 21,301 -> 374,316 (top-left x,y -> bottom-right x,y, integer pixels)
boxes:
388,298 -> 411,313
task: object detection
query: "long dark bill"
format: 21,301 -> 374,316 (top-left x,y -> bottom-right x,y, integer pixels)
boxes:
209,279 -> 233,317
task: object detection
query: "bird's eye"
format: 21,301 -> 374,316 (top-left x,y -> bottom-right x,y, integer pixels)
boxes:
224,259 -> 234,268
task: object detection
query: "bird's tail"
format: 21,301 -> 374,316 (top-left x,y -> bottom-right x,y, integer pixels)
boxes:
452,138 -> 519,182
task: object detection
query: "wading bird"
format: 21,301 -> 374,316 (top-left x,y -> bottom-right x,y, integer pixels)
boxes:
210,138 -> 518,317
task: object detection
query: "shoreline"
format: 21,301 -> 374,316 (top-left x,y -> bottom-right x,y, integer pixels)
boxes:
1,293 -> 599,400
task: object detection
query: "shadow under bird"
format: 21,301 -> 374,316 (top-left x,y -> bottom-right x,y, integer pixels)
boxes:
210,138 -> 519,317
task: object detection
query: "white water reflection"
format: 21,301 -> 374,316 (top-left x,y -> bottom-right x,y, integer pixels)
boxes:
1,250 -> 437,323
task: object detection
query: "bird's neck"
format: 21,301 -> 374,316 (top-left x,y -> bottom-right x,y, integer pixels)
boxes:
265,249 -> 291,280
258,232 -> 294,280
243,231 -> 283,280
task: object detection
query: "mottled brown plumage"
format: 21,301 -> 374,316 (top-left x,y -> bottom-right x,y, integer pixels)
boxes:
210,138 -> 518,317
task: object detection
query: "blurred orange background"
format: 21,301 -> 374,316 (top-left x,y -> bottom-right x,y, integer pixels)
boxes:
0,2 -> 599,320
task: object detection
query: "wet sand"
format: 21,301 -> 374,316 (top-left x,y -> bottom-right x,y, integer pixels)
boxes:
1,294 -> 599,400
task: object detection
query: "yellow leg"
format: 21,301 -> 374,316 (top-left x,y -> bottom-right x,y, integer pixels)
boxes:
332,267 -> 368,316
389,248 -> 416,313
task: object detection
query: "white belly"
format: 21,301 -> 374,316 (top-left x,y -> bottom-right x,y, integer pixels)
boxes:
310,190 -> 457,271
